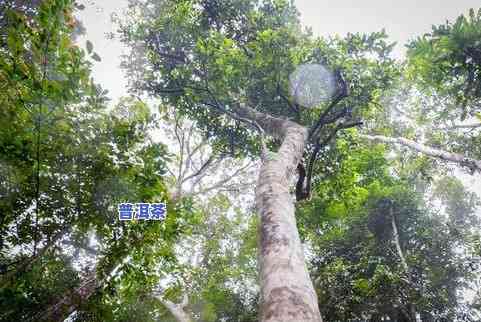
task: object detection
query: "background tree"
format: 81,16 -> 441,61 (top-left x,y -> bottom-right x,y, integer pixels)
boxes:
297,133 -> 480,321
0,2 -> 193,321
150,108 -> 258,322
154,195 -> 258,322
359,8 -> 481,175
157,105 -> 256,201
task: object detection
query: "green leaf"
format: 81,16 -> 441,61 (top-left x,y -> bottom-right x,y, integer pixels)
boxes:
86,40 -> 93,54
91,52 -> 101,62
76,3 -> 86,10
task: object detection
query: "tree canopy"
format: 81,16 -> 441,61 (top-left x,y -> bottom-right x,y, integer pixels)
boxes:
0,0 -> 480,322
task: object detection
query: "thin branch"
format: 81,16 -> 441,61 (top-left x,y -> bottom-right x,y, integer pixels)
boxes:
189,162 -> 253,198
181,123 -> 196,181
389,103 -> 416,120
308,70 -> 350,140
297,121 -> 362,201
181,154 -> 216,183
173,116 -> 186,194
189,163 -> 255,196
188,157 -> 225,193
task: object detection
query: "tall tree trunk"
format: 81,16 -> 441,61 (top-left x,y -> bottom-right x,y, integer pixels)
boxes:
256,123 -> 322,322
38,269 -> 98,321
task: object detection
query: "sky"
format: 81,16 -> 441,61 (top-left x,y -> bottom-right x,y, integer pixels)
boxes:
78,0 -> 481,102
76,0 -> 481,195
295,0 -> 481,57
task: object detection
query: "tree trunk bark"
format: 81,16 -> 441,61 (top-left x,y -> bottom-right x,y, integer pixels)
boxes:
38,269 -> 98,321
256,123 -> 322,322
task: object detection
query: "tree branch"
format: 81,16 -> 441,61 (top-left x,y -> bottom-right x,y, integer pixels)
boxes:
360,134 -> 481,173
188,162 -> 254,198
308,70 -> 350,140
436,122 -> 481,130
181,154 -> 216,184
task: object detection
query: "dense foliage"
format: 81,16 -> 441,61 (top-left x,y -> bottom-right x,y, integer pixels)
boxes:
0,0 -> 480,321
0,2 -> 192,321
117,0 -> 398,156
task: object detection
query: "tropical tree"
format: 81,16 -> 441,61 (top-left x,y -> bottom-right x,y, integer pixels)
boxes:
154,194 -> 258,322
0,2 -> 191,321
297,132 -> 480,321
1,0 -> 480,321
360,8 -> 481,174
117,1 -> 398,320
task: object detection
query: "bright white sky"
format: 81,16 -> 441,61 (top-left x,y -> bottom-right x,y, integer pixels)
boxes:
76,0 -> 481,196
78,0 -> 481,102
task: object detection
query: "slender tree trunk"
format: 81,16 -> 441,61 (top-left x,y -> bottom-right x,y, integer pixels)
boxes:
391,211 -> 409,274
256,123 -> 322,322
391,206 -> 417,322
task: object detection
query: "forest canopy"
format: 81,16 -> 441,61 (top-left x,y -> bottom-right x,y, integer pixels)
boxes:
0,1 -> 480,322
